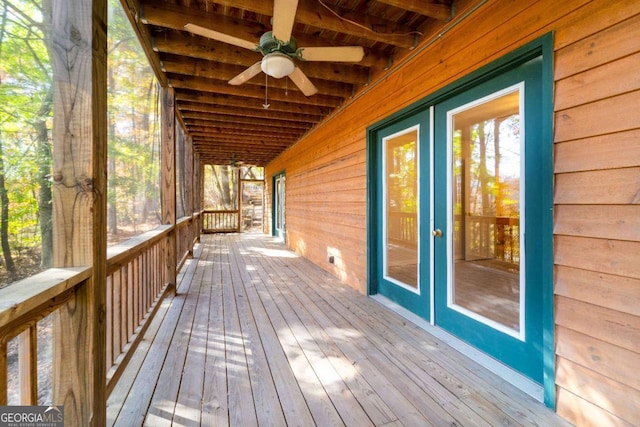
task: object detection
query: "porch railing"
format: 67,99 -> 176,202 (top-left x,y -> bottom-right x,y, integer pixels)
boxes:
388,212 -> 520,265
202,209 -> 239,233
0,213 -> 201,405
387,211 -> 418,248
0,267 -> 92,405
176,212 -> 201,270
462,215 -> 520,265
105,225 -> 171,394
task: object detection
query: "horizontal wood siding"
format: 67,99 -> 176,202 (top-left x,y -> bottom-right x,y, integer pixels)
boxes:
266,0 -> 640,424
553,1 -> 640,424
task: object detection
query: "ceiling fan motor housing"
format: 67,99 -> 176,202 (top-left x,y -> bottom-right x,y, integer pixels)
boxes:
259,31 -> 298,56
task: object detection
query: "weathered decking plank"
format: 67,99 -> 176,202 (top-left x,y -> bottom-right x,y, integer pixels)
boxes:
201,241 -> 229,427
107,243 -> 202,426
108,233 -> 568,427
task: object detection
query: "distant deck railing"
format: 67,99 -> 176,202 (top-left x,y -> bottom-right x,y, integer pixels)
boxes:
462,215 -> 520,264
388,212 -> 520,265
387,211 -> 418,248
0,213 -> 201,405
202,209 -> 240,233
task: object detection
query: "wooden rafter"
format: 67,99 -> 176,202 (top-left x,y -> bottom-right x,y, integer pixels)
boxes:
375,0 -> 453,21
162,58 -> 357,97
120,0 -> 451,165
155,38 -> 371,85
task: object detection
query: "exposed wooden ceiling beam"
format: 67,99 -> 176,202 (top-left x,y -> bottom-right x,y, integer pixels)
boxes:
176,102 -> 323,123
161,58 -> 356,98
152,34 -> 371,85
140,0 -> 416,49
192,138 -> 291,153
167,73 -> 344,108
193,140 -> 289,149
142,2 -> 391,69
197,156 -> 276,166
195,149 -> 276,166
192,143 -> 288,153
193,146 -> 287,156
119,0 -> 167,86
375,0 -> 452,21
181,114 -> 312,131
175,91 -> 332,116
185,128 -> 306,140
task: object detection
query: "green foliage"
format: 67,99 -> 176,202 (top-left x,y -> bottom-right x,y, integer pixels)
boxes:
0,0 -> 163,283
0,0 -> 51,260
106,0 -> 161,242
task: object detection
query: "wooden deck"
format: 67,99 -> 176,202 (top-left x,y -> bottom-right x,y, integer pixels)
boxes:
107,233 -> 567,426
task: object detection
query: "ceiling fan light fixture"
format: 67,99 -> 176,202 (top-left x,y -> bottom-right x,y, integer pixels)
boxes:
261,53 -> 295,79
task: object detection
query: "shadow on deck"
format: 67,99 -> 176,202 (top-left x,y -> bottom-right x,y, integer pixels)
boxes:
107,233 -> 567,426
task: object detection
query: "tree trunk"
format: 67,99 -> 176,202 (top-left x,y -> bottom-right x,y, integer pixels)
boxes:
494,118 -> 503,217
107,66 -> 118,236
0,136 -> 15,275
0,3 -> 14,275
478,123 -> 490,215
220,165 -> 233,209
34,88 -> 54,267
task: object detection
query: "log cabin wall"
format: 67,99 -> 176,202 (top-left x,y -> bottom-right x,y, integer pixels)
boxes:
265,0 -> 640,424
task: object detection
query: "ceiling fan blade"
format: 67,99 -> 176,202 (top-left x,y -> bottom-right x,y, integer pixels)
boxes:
288,66 -> 318,97
272,0 -> 299,42
184,23 -> 258,51
297,46 -> 365,62
228,62 -> 263,85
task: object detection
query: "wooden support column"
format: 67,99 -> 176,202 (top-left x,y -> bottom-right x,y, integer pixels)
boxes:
50,0 -> 107,425
195,154 -> 203,239
184,133 -> 194,255
236,167 -> 242,232
161,86 -> 177,293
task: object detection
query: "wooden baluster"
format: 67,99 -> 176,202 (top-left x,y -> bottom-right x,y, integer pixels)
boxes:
120,265 -> 128,347
18,326 -> 38,405
106,275 -> 113,371
127,263 -> 134,341
0,340 -> 7,405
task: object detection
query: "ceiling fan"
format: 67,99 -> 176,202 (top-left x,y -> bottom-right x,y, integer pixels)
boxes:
184,0 -> 365,97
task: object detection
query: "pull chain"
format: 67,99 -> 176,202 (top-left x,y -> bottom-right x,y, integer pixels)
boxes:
263,72 -> 270,109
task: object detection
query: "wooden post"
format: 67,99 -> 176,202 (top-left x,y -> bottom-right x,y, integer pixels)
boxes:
195,154 -> 203,239
50,0 -> 107,425
236,167 -> 242,232
184,134 -> 194,254
161,87 -> 177,293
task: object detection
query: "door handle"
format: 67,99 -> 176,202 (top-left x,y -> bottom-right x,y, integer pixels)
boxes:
432,229 -> 443,237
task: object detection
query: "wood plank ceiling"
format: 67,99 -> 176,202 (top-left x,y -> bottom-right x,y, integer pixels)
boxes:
120,0 -> 454,166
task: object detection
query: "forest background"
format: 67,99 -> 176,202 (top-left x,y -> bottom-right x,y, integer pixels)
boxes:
0,0 -> 262,289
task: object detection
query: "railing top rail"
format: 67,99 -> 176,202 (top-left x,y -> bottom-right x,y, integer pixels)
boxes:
0,267 -> 92,330
107,225 -> 173,268
176,216 -> 193,227
203,209 -> 239,214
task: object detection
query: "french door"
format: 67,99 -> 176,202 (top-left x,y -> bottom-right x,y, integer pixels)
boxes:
374,110 -> 431,319
373,54 -> 547,384
433,56 -> 545,383
273,172 -> 286,240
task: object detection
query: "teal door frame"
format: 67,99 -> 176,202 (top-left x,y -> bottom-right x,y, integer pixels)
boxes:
433,56 -> 545,384
373,110 -> 431,320
272,171 -> 286,240
366,34 -> 555,408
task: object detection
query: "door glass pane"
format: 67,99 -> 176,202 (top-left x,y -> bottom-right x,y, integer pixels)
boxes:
276,179 -> 281,230
384,127 -> 419,289
275,176 -> 285,231
450,88 -> 522,333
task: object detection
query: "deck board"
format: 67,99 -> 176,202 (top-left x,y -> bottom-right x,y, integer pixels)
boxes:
108,233 -> 568,426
